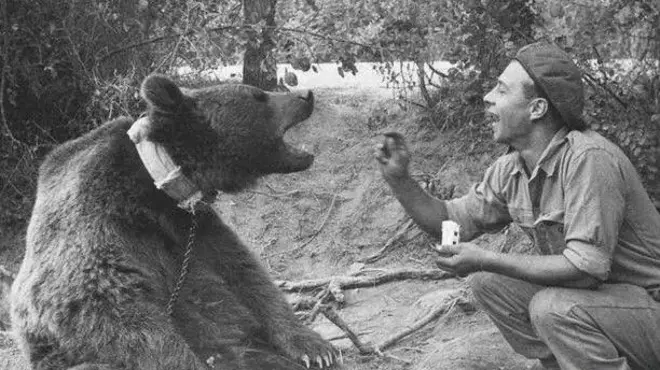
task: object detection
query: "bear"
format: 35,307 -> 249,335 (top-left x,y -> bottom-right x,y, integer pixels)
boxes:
9,74 -> 341,370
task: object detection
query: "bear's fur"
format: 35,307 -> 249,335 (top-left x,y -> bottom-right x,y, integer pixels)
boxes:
9,75 -> 339,370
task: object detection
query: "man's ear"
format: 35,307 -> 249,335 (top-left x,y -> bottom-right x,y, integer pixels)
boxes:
529,97 -> 549,121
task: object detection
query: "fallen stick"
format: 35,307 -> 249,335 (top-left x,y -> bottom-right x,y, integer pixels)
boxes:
275,268 -> 453,293
359,219 -> 415,263
321,295 -> 469,358
296,192 -> 339,250
289,294 -> 319,311
321,294 -> 468,357
376,295 -> 465,351
304,287 -> 331,324
321,306 -> 373,355
247,189 -> 302,198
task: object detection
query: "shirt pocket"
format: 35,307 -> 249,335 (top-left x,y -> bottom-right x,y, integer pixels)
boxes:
532,210 -> 566,255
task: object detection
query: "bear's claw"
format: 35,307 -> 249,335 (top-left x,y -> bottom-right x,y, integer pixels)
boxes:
323,353 -> 331,366
301,351 -> 342,368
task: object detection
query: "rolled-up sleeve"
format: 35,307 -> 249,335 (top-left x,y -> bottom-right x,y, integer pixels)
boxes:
446,160 -> 512,241
562,148 -> 625,281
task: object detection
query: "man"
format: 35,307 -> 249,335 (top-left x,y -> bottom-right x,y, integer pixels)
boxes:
374,42 -> 660,370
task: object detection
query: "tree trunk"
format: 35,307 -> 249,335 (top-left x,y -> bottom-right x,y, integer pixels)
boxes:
242,0 -> 278,91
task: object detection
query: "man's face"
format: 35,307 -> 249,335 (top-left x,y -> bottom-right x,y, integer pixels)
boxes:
483,61 -> 536,146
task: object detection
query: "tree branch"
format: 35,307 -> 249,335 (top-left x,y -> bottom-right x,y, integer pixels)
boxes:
276,268 -> 453,293
97,24 -> 380,65
426,63 -> 448,79
321,306 -> 372,354
360,219 -> 415,263
295,192 -> 338,251
321,294 -> 471,356
278,27 -> 375,50
377,295 -> 465,351
582,71 -> 628,108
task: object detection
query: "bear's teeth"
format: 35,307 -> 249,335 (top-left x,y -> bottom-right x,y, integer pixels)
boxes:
301,144 -> 307,151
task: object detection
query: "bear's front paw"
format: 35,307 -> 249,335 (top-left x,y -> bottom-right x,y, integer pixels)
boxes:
274,328 -> 342,368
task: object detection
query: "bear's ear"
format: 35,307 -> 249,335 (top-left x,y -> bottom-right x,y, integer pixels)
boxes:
140,74 -> 186,113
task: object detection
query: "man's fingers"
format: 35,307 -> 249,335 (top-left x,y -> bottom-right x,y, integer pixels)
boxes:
435,243 -> 458,255
383,132 -> 407,159
383,132 -> 405,144
434,256 -> 456,273
373,143 -> 389,164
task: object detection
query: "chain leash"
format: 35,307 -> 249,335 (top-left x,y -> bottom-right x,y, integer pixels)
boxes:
166,213 -> 198,317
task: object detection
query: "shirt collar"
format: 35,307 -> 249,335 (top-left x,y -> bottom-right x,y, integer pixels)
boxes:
510,126 -> 570,178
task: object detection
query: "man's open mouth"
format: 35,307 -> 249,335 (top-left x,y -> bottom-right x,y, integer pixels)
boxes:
484,111 -> 499,125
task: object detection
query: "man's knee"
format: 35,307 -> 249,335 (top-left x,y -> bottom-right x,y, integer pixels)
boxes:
468,272 -> 506,306
529,288 -> 576,333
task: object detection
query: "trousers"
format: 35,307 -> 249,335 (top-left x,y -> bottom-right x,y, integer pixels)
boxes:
468,272 -> 660,370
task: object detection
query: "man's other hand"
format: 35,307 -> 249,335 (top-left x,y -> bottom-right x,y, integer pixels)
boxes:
435,243 -> 489,276
373,132 -> 410,180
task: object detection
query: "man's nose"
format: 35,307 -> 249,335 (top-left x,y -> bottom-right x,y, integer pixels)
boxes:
483,89 -> 494,107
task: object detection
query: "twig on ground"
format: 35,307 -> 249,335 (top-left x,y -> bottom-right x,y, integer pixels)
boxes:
294,192 -> 338,251
320,295 -> 468,358
303,287 -> 331,324
248,189 -> 303,198
359,219 -> 415,263
377,296 -> 464,351
380,352 -> 412,365
289,294 -> 319,311
326,329 -> 374,342
276,268 -> 453,293
321,306 -> 373,355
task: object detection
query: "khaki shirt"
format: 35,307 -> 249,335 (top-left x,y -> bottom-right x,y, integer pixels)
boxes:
446,127 -> 660,295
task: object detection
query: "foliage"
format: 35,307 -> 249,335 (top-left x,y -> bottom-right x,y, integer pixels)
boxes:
1,0 -> 151,224
531,0 -> 660,203
0,0 -> 247,225
1,0 -> 658,228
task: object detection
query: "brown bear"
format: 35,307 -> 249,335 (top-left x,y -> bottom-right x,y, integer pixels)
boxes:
9,75 -> 340,370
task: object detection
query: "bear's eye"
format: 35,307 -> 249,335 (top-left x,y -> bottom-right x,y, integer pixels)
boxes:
252,90 -> 268,102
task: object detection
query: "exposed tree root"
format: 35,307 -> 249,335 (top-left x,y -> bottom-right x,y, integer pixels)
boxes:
359,219 -> 416,264
276,268 -> 453,293
320,294 -> 471,357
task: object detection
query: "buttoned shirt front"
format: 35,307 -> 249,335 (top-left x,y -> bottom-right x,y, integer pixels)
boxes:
446,127 -> 660,297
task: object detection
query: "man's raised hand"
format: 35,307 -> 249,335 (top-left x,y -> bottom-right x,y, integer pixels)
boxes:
373,132 -> 410,180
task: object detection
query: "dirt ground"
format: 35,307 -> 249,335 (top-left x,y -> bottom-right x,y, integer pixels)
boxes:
0,86 -> 540,369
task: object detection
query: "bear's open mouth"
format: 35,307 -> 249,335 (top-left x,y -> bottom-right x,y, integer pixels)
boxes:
277,140 -> 314,173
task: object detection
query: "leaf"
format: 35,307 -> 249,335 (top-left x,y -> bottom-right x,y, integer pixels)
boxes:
337,66 -> 345,78
284,71 -> 298,86
291,57 -> 311,72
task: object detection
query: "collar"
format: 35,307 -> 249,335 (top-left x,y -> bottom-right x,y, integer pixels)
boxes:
127,117 -> 203,212
511,126 -> 570,179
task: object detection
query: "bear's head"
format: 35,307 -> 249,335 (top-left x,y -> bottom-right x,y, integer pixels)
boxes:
138,74 -> 315,196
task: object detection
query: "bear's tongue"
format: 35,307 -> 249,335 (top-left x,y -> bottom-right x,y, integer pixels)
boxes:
274,142 -> 314,173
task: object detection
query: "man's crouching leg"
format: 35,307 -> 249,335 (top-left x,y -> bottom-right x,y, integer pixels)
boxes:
468,272 -> 559,369
529,284 -> 660,370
